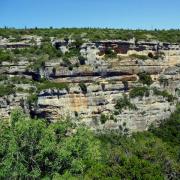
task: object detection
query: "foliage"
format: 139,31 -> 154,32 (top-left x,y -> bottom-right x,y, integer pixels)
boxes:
97,131 -> 180,180
130,54 -> 149,60
40,42 -> 63,59
0,75 -> 8,81
130,86 -> 149,98
100,114 -> 109,124
0,110 -> 101,179
150,104 -> 180,146
0,84 -> 15,97
104,48 -> 117,59
27,94 -> 38,106
0,105 -> 180,179
1,28 -> 180,43
138,72 -> 153,85
64,47 -> 80,59
72,37 -> 84,48
153,88 -> 175,102
115,94 -> 137,113
0,50 -> 13,62
10,76 -> 34,84
37,81 -> 68,92
79,82 -> 87,94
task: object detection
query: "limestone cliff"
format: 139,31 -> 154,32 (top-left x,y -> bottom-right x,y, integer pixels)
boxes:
0,37 -> 180,133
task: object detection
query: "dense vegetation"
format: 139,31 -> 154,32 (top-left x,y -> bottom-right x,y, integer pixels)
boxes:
138,72 -> 153,86
1,28 -> 180,43
130,86 -> 149,98
0,85 -> 15,97
0,105 -> 179,179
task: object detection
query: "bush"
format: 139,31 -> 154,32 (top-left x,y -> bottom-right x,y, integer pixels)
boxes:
68,65 -> 73,71
37,81 -> 68,92
27,94 -> 38,106
62,57 -> 72,67
0,75 -> 8,81
130,54 -> 149,60
138,72 -> 153,85
115,94 -> 137,113
100,114 -> 109,124
148,52 -> 154,58
153,88 -> 175,102
0,84 -> 15,97
64,47 -> 80,58
79,82 -> 87,94
150,104 -> 180,146
130,86 -> 149,98
0,50 -> 13,62
104,48 -> 117,59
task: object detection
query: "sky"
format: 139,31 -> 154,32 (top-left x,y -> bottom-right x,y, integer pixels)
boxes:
0,0 -> 180,29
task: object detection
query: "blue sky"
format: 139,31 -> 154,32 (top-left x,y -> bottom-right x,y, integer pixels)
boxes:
0,0 -> 180,29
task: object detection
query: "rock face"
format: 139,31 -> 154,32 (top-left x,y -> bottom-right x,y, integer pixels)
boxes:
34,81 -> 177,132
0,38 -> 180,133
0,93 -> 29,119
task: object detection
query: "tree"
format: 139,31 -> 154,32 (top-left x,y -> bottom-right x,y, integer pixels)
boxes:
0,110 -> 101,179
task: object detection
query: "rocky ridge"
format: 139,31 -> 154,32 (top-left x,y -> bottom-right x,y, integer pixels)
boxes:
0,37 -> 180,133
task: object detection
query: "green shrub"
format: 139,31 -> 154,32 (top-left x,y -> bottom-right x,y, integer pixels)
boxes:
130,86 -> 149,98
64,47 -> 80,58
10,76 -> 34,84
37,81 -> 68,92
29,57 -> 46,71
100,114 -> 109,124
0,75 -> 8,81
27,93 -> 38,106
115,94 -> 137,113
104,48 -> 117,59
138,72 -> 153,85
148,52 -> 154,58
79,82 -> 87,94
0,50 -> 13,62
153,88 -> 175,102
0,84 -> 15,97
150,104 -> 180,146
62,57 -> 72,67
68,65 -> 73,71
130,54 -> 149,60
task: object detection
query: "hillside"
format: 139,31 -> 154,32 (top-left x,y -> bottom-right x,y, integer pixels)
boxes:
0,28 -> 180,133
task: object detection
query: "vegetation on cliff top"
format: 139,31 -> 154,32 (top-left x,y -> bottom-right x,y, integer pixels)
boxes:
1,28 -> 180,43
0,104 -> 179,179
